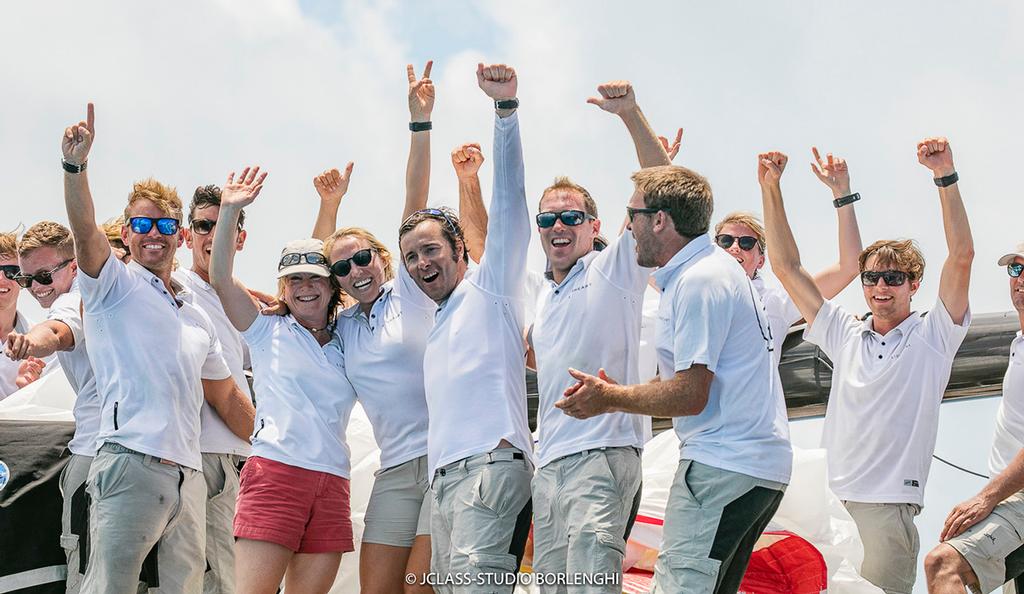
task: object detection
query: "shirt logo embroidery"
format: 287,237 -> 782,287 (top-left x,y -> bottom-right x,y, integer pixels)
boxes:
904,479 -> 920,488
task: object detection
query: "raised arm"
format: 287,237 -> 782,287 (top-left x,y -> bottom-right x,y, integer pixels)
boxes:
808,147 -> 863,299
4,321 -> 75,361
452,142 -> 487,263
311,163 -> 354,240
209,167 -> 268,331
61,103 -> 111,277
759,151 -> 825,328
404,60 -> 434,220
919,137 -> 973,324
587,81 -> 671,168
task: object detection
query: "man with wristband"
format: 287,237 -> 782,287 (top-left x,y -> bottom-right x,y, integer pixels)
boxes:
757,138 -> 973,594
399,63 -> 531,593
59,103 -> 255,594
922,246 -> 1024,593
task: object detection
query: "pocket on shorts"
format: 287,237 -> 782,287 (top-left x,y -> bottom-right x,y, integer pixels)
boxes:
658,554 -> 720,594
60,533 -> 79,552
475,463 -> 529,518
468,552 -> 518,578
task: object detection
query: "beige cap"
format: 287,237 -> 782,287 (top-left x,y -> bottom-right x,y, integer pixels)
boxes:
997,242 -> 1024,266
277,238 -> 330,278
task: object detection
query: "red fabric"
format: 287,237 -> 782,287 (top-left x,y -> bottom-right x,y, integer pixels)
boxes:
234,456 -> 354,553
739,531 -> 827,594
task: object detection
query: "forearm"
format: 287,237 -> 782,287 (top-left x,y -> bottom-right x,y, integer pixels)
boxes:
604,375 -> 705,417
209,205 -> 242,286
63,171 -> 111,276
762,182 -> 825,322
939,183 -> 974,263
489,112 -> 529,262
979,449 -> 1024,505
207,381 -> 256,441
458,174 -> 488,263
619,107 -> 670,168
814,203 -> 863,299
311,202 -> 339,241
403,131 -> 430,220
23,323 -> 70,358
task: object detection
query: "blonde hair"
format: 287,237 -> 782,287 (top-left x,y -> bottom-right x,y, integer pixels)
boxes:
859,239 -> 926,281
631,165 -> 713,237
123,178 -> 183,222
0,232 -> 17,259
715,211 -> 766,253
539,176 -> 598,218
18,221 -> 74,259
323,227 -> 394,282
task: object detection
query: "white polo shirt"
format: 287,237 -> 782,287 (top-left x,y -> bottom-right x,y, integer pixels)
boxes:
533,229 -> 652,467
989,333 -> 1024,476
752,275 -> 800,442
336,263 -> 434,470
174,269 -> 253,457
47,279 -> 101,456
805,298 -> 970,505
652,234 -> 792,484
638,284 -> 660,383
242,313 -> 356,478
78,252 -> 231,470
0,312 -> 35,399
423,112 -> 533,475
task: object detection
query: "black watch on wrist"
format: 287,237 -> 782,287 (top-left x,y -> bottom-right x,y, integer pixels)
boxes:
934,171 -> 959,187
833,192 -> 860,208
62,158 -> 87,174
494,98 -> 519,111
409,121 -> 432,132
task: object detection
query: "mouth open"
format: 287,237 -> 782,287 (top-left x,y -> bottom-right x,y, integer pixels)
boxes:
352,278 -> 372,290
296,295 -> 320,303
551,237 -> 571,248
34,288 -> 55,299
422,271 -> 439,283
142,242 -> 166,252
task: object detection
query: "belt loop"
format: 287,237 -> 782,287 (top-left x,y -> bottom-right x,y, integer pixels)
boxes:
458,458 -> 468,473
485,451 -> 495,465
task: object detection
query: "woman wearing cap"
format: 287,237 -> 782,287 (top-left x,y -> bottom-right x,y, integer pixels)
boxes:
209,165 -> 358,594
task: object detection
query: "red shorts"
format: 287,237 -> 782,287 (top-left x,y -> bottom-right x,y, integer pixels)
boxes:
234,456 -> 354,553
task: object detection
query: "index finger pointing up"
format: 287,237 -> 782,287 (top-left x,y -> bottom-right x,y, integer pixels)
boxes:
422,60 -> 433,80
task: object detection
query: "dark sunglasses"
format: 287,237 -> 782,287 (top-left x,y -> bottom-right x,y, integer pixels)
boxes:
279,252 -> 328,270
129,217 -> 180,236
1008,263 -> 1024,278
626,206 -> 662,222
330,249 -> 373,277
16,259 -> 74,288
0,265 -> 20,281
535,210 -> 593,229
404,208 -> 460,235
860,270 -> 909,287
190,219 -> 243,236
715,234 -> 760,252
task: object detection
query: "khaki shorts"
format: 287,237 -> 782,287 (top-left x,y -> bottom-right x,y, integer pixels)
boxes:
363,455 -> 431,548
948,492 -> 1024,594
201,453 -> 241,594
844,501 -> 921,594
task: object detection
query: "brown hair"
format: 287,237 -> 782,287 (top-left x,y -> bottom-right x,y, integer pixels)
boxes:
539,176 -> 599,218
123,178 -> 183,222
398,207 -> 468,263
18,221 -> 75,259
189,185 -> 246,229
323,227 -> 394,282
715,211 -> 766,253
631,165 -> 713,238
858,239 -> 926,281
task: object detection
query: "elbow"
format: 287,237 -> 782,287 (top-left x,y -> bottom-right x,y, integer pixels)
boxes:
670,391 -> 709,417
953,244 -> 975,266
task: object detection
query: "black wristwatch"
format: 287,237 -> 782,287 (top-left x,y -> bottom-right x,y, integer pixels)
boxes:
62,158 -> 87,174
934,172 -> 959,187
833,192 -> 860,208
409,121 -> 432,132
494,98 -> 519,111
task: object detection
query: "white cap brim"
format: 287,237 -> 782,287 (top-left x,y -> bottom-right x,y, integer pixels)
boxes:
276,263 -> 330,278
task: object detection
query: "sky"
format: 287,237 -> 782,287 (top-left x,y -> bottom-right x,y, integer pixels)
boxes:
3,0 -> 1023,322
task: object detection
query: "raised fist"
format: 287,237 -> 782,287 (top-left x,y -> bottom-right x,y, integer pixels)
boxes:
221,166 -> 268,208
312,163 -> 354,207
758,151 -> 788,186
407,61 -> 434,122
4,331 -> 29,361
586,80 -> 637,116
810,147 -> 852,197
477,63 -> 517,100
917,137 -> 955,177
451,143 -> 485,179
62,103 -> 95,166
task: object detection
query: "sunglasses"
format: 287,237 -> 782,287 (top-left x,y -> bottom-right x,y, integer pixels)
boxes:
129,217 -> 180,236
860,270 -> 909,287
1008,263 -> 1024,278
535,210 -> 594,229
16,259 -> 74,288
404,208 -> 460,235
278,252 -> 328,270
0,265 -> 20,281
330,249 -> 373,277
190,219 -> 243,236
715,234 -> 760,251
626,206 -> 662,222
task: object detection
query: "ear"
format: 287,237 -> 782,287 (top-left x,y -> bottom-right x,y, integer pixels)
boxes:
909,279 -> 921,297
755,251 -> 766,271
235,230 -> 248,252
183,228 -> 194,249
120,224 -> 130,246
176,229 -> 185,248
591,217 -> 602,237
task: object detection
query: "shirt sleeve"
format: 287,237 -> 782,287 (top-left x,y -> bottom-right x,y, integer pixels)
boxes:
239,312 -> 276,348
77,251 -> 134,314
920,298 -> 971,356
473,112 -> 530,298
393,260 -> 436,310
592,229 -> 652,295
802,299 -> 861,360
198,311 -> 231,381
47,290 -> 84,351
670,272 -> 734,374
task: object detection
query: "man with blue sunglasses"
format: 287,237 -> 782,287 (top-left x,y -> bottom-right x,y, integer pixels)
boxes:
59,103 -> 255,594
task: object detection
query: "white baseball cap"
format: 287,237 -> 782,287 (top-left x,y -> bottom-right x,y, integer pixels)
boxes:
277,238 -> 330,278
997,242 -> 1024,266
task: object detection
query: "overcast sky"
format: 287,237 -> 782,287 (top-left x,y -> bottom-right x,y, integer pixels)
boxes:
4,0 -> 1022,322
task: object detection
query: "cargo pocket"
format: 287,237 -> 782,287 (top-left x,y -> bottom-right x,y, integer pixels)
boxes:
654,554 -> 720,594
60,534 -> 82,589
468,552 -> 517,589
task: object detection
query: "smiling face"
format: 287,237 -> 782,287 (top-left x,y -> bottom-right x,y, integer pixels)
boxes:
538,189 -> 600,278
18,246 -> 77,308
717,222 -> 765,279
861,253 -> 919,322
399,219 -> 467,303
121,198 -> 183,274
184,204 -> 246,280
0,254 -> 19,313
281,273 -> 334,325
329,235 -> 385,306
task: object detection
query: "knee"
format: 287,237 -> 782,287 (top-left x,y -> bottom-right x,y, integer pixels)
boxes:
923,544 -> 960,582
